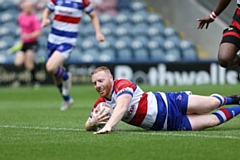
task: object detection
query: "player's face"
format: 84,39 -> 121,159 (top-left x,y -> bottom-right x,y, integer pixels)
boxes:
22,1 -> 33,14
92,71 -> 113,97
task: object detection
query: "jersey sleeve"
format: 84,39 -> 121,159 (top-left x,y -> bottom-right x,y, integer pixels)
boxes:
82,0 -> 94,14
114,79 -> 136,97
46,0 -> 55,12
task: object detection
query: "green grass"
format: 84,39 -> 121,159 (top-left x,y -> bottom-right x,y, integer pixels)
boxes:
1,84 -> 240,160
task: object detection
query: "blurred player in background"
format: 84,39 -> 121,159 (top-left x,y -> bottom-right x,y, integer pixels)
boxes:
85,66 -> 240,134
197,0 -> 240,68
41,0 -> 105,111
14,0 -> 42,87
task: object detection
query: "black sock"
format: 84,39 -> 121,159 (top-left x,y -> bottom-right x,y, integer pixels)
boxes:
30,66 -> 36,83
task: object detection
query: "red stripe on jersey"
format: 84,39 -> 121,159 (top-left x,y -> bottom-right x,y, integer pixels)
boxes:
129,93 -> 148,126
54,15 -> 81,24
223,31 -> 240,39
231,20 -> 240,30
220,108 -> 231,120
237,8 -> 240,16
82,0 -> 90,7
51,0 -> 56,4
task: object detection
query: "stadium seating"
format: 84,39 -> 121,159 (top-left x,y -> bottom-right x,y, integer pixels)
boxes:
116,0 -> 132,11
117,48 -> 132,61
133,48 -> 149,61
0,0 -> 200,64
114,13 -> 129,25
149,48 -> 166,61
0,52 -> 15,64
0,1 -> 18,11
99,48 -> 116,62
38,35 -> 47,48
0,10 -> 17,24
0,35 -> 15,50
165,48 -> 182,62
99,13 -> 113,26
114,39 -> 130,50
130,1 -> 147,13
132,23 -> 149,37
182,48 -> 198,61
97,40 -> 113,51
81,48 -> 99,62
146,13 -> 164,25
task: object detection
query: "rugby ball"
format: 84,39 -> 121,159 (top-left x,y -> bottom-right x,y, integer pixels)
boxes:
96,102 -> 113,117
96,102 -> 114,129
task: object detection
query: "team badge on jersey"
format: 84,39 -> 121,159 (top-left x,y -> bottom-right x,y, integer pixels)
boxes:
177,95 -> 182,101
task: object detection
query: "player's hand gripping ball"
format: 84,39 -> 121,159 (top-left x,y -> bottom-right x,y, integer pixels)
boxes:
96,102 -> 113,129
97,102 -> 113,117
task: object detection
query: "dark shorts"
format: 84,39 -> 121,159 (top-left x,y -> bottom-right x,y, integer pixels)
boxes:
221,8 -> 240,49
21,41 -> 39,52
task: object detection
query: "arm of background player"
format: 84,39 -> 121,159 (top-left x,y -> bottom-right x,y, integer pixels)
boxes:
88,11 -> 105,42
212,0 -> 232,16
41,8 -> 52,28
197,0 -> 231,29
94,94 -> 132,134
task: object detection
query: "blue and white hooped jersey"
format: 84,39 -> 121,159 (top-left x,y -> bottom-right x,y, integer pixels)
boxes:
47,0 -> 94,46
92,79 -> 170,131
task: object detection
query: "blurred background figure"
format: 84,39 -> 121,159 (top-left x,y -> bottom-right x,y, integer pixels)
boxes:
41,0 -> 104,111
14,0 -> 42,88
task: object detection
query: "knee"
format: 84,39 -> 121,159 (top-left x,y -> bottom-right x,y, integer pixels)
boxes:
208,115 -> 220,127
45,62 -> 56,74
25,62 -> 34,70
14,62 -> 22,68
218,58 -> 229,68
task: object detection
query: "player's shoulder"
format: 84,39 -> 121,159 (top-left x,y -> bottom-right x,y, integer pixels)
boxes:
113,78 -> 137,93
114,78 -> 133,85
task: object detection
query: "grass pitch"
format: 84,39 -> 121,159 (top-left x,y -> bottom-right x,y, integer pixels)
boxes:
1,84 -> 240,160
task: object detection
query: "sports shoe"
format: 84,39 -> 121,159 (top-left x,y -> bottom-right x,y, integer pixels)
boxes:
62,72 -> 72,96
230,94 -> 240,104
60,98 -> 74,111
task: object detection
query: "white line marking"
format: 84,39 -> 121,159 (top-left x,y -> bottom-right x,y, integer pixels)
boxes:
0,124 -> 81,131
1,124 -> 239,139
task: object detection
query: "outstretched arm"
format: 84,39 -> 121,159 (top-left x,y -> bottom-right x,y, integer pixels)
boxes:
93,94 -> 132,134
197,0 -> 231,29
85,107 -> 111,131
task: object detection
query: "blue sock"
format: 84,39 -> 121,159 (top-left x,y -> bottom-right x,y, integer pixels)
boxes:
212,106 -> 240,123
55,67 -> 69,81
210,94 -> 232,107
63,95 -> 70,101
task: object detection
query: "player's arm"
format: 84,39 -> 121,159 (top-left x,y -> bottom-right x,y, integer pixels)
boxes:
88,11 -> 105,42
29,30 -> 41,38
94,94 -> 132,134
85,117 -> 98,131
197,0 -> 231,29
41,8 -> 51,28
212,0 -> 231,16
85,107 -> 110,131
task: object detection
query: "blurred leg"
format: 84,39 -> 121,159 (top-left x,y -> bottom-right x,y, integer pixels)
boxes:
14,51 -> 25,67
218,43 -> 240,68
25,49 -> 37,84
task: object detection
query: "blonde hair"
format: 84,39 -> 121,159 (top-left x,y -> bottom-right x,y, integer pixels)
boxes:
91,66 -> 112,75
